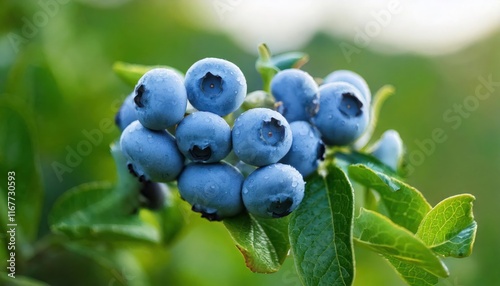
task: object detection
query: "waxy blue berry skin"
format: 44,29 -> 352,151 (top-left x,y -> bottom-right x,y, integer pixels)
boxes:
120,120 -> 184,182
178,162 -> 244,221
232,108 -> 292,166
270,69 -> 319,122
175,111 -> 232,163
242,163 -> 305,218
369,129 -> 403,171
184,58 -> 247,116
312,82 -> 370,146
280,121 -> 325,177
324,70 -> 371,105
134,68 -> 187,130
115,92 -> 138,132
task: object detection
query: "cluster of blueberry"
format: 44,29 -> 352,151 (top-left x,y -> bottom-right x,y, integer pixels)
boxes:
115,57 -> 400,221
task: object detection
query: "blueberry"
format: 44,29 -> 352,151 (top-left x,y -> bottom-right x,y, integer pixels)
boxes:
178,162 -> 244,221
270,69 -> 319,122
134,68 -> 187,130
184,58 -> 247,116
175,111 -> 231,163
369,130 -> 403,171
139,181 -> 168,210
279,121 -> 325,177
242,163 -> 305,218
120,120 -> 184,182
312,82 -> 370,146
232,108 -> 292,166
324,70 -> 371,105
115,92 -> 138,132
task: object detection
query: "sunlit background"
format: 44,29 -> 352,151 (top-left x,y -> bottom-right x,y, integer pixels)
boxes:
1,0 -> 500,285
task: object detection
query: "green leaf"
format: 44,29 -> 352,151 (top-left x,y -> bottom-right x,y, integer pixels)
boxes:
354,85 -> 395,150
223,212 -> 289,273
112,61 -> 183,87
256,44 -> 279,93
354,208 -> 449,278
416,194 -> 477,258
386,257 -> 438,286
348,164 -> 431,233
0,273 -> 50,286
49,181 -> 160,243
335,150 -> 397,176
271,52 -> 309,70
64,242 -> 149,285
0,98 -> 43,248
157,187 -> 187,246
289,165 -> 355,286
49,143 -> 161,243
255,43 -> 309,93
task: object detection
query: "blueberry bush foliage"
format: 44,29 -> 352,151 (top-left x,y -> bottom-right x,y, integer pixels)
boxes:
48,44 -> 477,286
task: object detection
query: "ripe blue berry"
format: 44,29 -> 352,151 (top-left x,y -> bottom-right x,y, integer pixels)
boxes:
134,68 -> 187,130
178,162 -> 244,221
369,130 -> 403,171
120,120 -> 184,182
270,69 -> 319,122
242,163 -> 305,218
175,111 -> 232,163
139,181 -> 168,210
312,82 -> 369,146
184,58 -> 247,116
324,70 -> 371,105
280,121 -> 325,177
232,108 -> 292,166
115,92 -> 138,132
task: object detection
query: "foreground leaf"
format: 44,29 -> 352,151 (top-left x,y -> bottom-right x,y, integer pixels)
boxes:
416,194 -> 477,258
386,257 -> 438,286
354,209 -> 449,278
223,212 -> 289,273
113,61 -> 183,87
348,164 -> 431,233
289,165 -> 355,286
335,150 -> 397,176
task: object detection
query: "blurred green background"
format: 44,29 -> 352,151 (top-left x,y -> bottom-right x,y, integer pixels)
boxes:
0,0 -> 499,285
